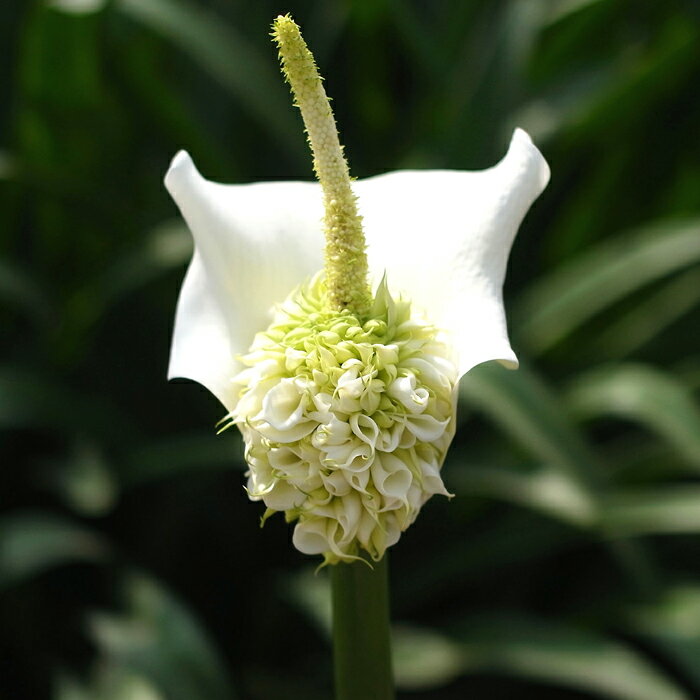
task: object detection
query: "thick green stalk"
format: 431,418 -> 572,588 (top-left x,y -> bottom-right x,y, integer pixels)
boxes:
331,554 -> 395,700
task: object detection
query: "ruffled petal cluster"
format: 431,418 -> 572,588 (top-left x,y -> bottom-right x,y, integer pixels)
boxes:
223,275 -> 457,563
164,129 -> 550,562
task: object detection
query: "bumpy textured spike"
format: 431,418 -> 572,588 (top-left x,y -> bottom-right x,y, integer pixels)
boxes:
225,276 -> 457,564
272,15 -> 371,316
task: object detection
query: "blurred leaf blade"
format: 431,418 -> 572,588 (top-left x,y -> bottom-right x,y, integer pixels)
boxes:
568,364 -> 700,470
393,625 -> 463,690
602,486 -> 700,536
0,367 -> 134,441
449,462 -> 596,527
114,0 -> 304,160
56,668 -> 165,700
516,219 -> 700,354
590,268 -> 700,358
0,258 -> 52,326
451,614 -> 690,700
89,572 -> 237,700
459,362 -> 600,486
120,431 -> 243,487
3,0 -> 700,697
0,512 -> 108,590
626,584 -> 700,692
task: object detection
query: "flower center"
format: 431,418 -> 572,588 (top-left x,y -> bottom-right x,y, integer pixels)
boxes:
223,275 -> 457,564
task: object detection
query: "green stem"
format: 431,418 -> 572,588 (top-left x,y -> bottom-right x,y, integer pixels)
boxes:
331,553 -> 395,700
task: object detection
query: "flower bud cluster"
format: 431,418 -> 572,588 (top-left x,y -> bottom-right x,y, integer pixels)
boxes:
224,275 -> 457,564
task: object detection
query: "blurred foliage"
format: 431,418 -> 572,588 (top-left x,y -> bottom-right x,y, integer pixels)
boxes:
1,0 -> 700,697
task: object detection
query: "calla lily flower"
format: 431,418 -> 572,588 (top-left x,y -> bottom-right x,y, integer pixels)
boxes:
166,0 -> 547,567
165,129 -> 549,562
166,127 -> 549,408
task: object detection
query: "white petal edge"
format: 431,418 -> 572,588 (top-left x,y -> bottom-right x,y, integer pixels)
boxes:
165,151 -> 324,410
165,129 -> 549,409
355,128 -> 550,377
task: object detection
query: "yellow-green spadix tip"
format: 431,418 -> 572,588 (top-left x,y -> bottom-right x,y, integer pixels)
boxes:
272,14 -> 372,317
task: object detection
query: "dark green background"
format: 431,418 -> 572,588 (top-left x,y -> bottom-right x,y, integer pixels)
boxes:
2,0 -> 700,698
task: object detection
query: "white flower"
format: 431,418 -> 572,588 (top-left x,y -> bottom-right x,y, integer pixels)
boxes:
165,128 -> 549,562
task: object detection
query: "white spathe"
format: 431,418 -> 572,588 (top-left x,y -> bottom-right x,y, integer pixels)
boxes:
165,128 -> 549,411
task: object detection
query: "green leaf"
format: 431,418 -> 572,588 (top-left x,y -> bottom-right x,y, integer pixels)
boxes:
449,462 -> 596,527
0,512 -> 107,590
95,221 -> 192,307
56,668 -> 165,700
48,440 -> 118,516
0,368 -> 72,431
451,614 -> 688,700
516,220 -> 700,353
602,486 -> 700,536
394,614 -> 689,697
392,514 -> 575,612
0,150 -> 15,179
568,364 -> 700,470
63,221 -> 192,340
0,367 -> 132,440
626,584 -> 700,692
49,0 -> 107,15
115,0 -> 304,160
460,362 -> 600,487
589,268 -> 700,358
120,431 -> 243,487
89,573 -> 236,700
56,222 -> 193,358
393,625 -> 462,690
284,566 -> 332,638
458,364 -> 658,592
542,0 -> 608,25
0,258 -> 52,326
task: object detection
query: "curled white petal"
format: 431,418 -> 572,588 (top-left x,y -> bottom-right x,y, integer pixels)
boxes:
387,374 -> 429,414
375,422 -> 403,452
320,439 -> 373,472
349,414 -> 380,447
371,453 -> 413,502
292,518 -> 331,555
262,479 -> 306,511
335,492 -> 362,541
371,513 -> 402,553
261,379 -> 304,428
346,469 -> 371,493
322,470 -> 353,497
404,413 -> 451,442
311,414 -> 352,448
